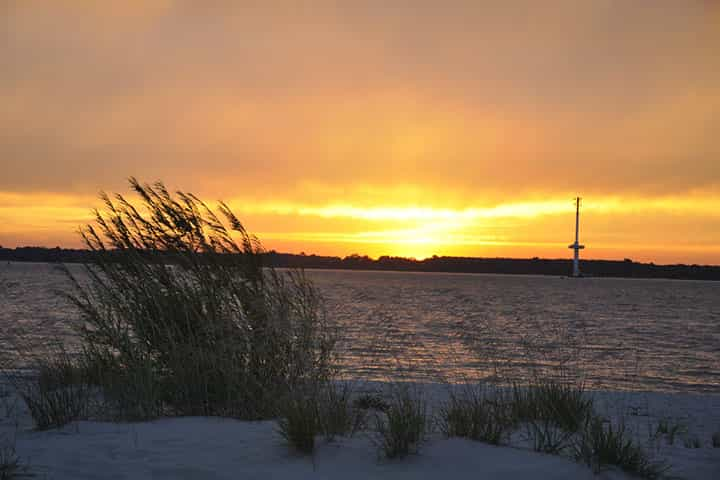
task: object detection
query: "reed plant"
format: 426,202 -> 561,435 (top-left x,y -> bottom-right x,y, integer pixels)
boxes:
59,178 -> 337,420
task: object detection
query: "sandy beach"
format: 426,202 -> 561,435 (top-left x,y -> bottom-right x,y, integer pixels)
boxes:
2,382 -> 718,479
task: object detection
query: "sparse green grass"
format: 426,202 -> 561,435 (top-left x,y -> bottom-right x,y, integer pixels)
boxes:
79,347 -> 163,421
277,388 -> 320,455
574,416 -> 667,479
439,386 -> 507,445
276,382 -> 360,454
526,417 -> 575,454
374,386 -> 428,459
8,352 -> 89,430
318,383 -> 361,441
509,380 -> 592,433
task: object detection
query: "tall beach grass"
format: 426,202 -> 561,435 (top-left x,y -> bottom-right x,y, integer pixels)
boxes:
6,178 -> 338,426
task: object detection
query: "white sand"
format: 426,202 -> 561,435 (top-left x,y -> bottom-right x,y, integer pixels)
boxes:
1,383 -> 719,479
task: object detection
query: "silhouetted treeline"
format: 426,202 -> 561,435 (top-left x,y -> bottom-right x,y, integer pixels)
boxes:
2,246 -> 719,281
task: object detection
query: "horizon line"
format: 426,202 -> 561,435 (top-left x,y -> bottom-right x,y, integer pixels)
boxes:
3,245 -> 719,269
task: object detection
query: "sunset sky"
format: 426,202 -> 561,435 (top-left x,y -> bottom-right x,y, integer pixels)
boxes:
2,1 -> 719,264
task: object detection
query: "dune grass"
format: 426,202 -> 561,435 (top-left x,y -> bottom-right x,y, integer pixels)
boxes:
318,383 -> 362,441
276,382 -> 361,454
8,178 -> 338,428
505,380 -> 592,454
574,416 -> 667,479
374,386 -> 428,459
277,388 -> 320,455
67,179 -> 337,421
508,380 -> 592,433
7,349 -> 89,430
438,385 -> 507,445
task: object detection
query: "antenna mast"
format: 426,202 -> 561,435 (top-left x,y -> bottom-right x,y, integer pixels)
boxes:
568,197 -> 585,277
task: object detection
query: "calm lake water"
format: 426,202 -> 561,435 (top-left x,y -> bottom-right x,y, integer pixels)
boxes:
1,262 -> 719,394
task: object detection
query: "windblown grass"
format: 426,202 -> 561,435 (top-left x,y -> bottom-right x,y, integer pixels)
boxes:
55,178 -> 337,421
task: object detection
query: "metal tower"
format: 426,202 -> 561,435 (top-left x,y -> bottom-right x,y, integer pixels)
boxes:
568,197 -> 585,277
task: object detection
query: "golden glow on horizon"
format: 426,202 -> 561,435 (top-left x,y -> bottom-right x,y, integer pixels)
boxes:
2,190 -> 719,264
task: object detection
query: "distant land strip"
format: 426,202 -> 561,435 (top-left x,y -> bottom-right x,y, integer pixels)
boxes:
2,246 -> 720,281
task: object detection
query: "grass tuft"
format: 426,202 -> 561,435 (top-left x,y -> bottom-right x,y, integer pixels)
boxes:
574,416 -> 667,479
318,383 -> 361,441
277,382 -> 359,454
8,351 -> 89,430
509,380 -> 592,433
374,386 -> 427,459
526,418 -> 575,454
439,386 -> 507,445
277,388 -> 320,455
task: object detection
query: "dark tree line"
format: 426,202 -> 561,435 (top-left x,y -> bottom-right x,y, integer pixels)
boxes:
2,246 -> 719,281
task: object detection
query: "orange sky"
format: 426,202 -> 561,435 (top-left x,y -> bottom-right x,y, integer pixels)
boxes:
1,2 -> 719,264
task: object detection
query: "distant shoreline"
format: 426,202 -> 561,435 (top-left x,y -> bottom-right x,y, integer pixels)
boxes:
2,246 -> 720,281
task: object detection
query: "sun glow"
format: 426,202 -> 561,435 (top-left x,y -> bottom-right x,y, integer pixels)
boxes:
2,190 -> 720,264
